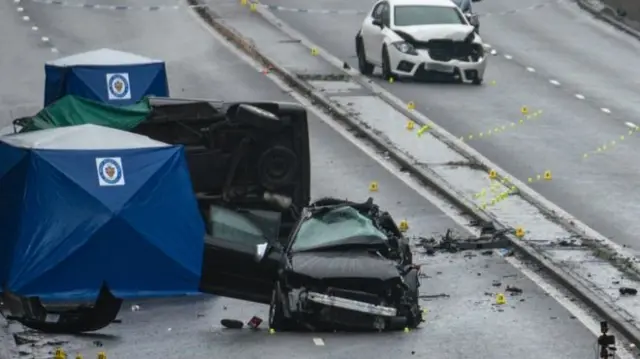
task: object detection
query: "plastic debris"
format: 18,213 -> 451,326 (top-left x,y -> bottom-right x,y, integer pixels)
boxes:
221,319 -> 244,329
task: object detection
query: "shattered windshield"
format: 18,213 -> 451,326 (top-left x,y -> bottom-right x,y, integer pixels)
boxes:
291,206 -> 388,252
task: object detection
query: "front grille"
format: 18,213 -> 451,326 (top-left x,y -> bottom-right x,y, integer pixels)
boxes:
327,287 -> 381,305
412,39 -> 482,62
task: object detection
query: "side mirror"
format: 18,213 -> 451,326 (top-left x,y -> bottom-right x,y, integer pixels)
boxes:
372,18 -> 384,28
465,13 -> 479,26
254,242 -> 268,262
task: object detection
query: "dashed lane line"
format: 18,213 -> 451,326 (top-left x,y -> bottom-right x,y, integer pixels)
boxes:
14,0 -> 60,53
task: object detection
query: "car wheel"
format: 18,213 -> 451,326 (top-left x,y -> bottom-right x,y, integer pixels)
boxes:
403,268 -> 422,328
269,284 -> 292,331
356,36 -> 374,76
472,77 -> 483,85
381,46 -> 393,81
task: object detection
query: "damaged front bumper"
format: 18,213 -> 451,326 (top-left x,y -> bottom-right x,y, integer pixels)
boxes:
307,291 -> 397,317
389,43 -> 487,82
286,287 -> 408,330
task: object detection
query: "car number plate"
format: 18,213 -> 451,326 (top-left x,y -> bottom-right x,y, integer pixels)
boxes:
427,63 -> 454,73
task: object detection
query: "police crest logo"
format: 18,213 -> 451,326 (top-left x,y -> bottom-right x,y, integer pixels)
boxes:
95,157 -> 125,186
106,73 -> 131,100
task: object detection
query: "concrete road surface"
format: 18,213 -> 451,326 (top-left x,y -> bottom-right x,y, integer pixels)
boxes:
0,0 -> 602,358
255,0 -> 640,250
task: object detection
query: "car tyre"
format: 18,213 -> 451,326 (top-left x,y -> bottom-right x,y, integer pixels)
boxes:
472,77 -> 483,85
381,46 -> 393,81
356,36 -> 374,76
269,283 -> 293,331
404,268 -> 422,329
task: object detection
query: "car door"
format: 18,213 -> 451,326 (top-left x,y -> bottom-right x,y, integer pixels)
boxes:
199,205 -> 284,304
362,1 -> 387,65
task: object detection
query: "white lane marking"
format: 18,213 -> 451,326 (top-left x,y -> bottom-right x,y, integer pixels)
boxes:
189,9 -> 635,354
14,0 -> 20,3
625,122 -> 638,129
31,26 -> 38,31
575,94 -> 585,100
526,67 -> 535,72
601,108 -> 611,114
51,47 -> 58,53
16,6 -> 23,11
22,15 -> 29,21
41,36 -> 49,42
549,79 -> 560,86
313,338 -> 325,346
504,54 -> 513,60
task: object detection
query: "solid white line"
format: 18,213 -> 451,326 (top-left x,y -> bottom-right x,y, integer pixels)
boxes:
188,8 -> 634,356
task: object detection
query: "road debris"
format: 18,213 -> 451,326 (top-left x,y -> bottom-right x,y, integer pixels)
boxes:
247,316 -> 263,329
619,287 -> 638,296
415,228 -> 511,254
221,319 -> 244,329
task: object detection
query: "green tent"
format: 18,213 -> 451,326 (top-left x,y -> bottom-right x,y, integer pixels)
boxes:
19,95 -> 151,133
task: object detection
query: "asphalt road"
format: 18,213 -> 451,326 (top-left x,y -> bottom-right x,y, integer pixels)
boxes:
257,0 -> 640,250
0,0 -> 599,358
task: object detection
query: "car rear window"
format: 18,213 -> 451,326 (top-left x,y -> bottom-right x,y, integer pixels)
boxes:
393,5 -> 466,26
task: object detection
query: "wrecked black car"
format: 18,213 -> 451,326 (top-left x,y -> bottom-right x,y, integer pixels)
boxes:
199,197 -> 423,331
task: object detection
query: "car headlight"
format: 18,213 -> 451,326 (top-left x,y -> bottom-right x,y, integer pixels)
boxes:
392,41 -> 418,55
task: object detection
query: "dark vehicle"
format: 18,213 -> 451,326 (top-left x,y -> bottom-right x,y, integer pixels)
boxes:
199,196 -> 423,331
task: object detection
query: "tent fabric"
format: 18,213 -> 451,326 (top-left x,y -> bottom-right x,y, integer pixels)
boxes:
44,48 -> 169,107
0,125 -> 204,301
46,48 -> 163,67
20,95 -> 151,133
8,124 -> 166,150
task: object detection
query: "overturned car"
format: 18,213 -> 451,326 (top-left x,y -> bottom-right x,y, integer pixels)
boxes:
199,197 -> 423,331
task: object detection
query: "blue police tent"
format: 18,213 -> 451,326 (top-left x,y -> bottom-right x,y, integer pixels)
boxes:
44,48 -> 169,107
0,124 -> 204,301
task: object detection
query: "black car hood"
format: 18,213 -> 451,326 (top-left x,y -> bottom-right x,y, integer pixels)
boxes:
290,251 -> 400,281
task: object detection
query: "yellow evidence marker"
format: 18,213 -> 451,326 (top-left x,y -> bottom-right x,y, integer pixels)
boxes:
399,220 -> 409,232
515,227 -> 525,238
521,106 -> 528,115
249,2 -> 257,11
488,169 -> 497,179
407,101 -> 415,110
240,0 -> 247,5
543,170 -> 552,180
496,293 -> 506,305
369,181 -> 378,192
311,48 -> 319,56
406,120 -> 415,130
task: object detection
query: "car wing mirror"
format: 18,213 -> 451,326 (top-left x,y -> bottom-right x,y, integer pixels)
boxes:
372,18 -> 384,28
255,242 -> 269,262
465,13 -> 479,26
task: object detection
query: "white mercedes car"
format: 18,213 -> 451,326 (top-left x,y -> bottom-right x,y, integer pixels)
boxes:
355,0 -> 487,84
